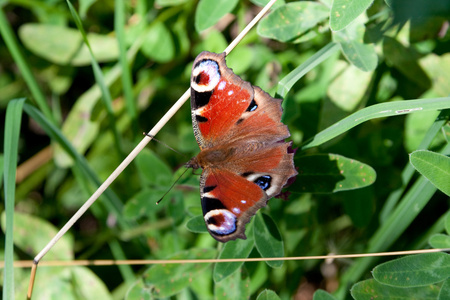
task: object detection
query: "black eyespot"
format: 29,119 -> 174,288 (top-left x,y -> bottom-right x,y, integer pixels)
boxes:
254,175 -> 271,191
203,185 -> 216,193
236,118 -> 244,125
241,171 -> 254,177
246,99 -> 258,112
201,197 -> 226,214
196,115 -> 208,123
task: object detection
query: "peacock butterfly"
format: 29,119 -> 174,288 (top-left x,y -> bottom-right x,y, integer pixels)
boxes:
186,51 -> 297,242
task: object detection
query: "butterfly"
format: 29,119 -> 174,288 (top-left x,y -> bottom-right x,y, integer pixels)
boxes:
186,51 -> 297,242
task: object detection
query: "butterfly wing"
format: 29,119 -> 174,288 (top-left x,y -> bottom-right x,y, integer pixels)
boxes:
199,168 -> 267,242
190,51 -> 297,242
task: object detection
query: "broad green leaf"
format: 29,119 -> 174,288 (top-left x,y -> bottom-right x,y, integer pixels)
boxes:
420,53 -> 450,97
32,268 -> 76,300
123,189 -> 165,219
333,17 -> 377,71
141,22 -> 175,63
195,0 -> 239,32
383,37 -> 431,89
446,212 -> 450,235
313,289 -> 338,300
19,23 -> 81,65
72,267 -> 112,300
19,23 -> 118,66
342,187 -> 375,228
135,148 -> 173,186
213,231 -> 254,282
330,0 -> 374,31
186,215 -> 208,233
439,279 -> 450,300
429,234 -> 450,249
254,213 -> 284,268
410,150 -> 450,196
351,279 -> 440,299
125,279 -> 152,300
1,211 -> 73,260
405,111 -> 441,152
257,289 -> 281,300
214,268 -> 250,300
327,61 -> 372,111
291,154 -> 376,193
142,248 -> 216,298
257,2 -> 329,42
373,253 -> 450,287
250,0 -> 285,10
156,0 -> 189,7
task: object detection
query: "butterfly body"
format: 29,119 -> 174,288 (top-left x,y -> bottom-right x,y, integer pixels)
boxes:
188,51 -> 297,242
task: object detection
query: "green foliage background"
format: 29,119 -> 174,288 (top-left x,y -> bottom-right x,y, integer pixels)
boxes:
1,0 -> 450,299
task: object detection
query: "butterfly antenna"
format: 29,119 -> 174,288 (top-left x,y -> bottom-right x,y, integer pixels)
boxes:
144,133 -> 186,157
156,167 -> 190,205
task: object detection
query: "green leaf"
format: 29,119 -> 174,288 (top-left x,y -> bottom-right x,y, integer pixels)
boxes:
257,2 -> 329,42
409,150 -> 450,196
135,148 -> 173,186
142,248 -> 216,298
313,289 -> 338,300
405,111 -> 441,152
123,189 -> 165,219
327,61 -> 372,111
125,279 -> 152,300
1,211 -> 74,260
429,234 -> 450,249
2,98 -> 25,300
439,279 -> 450,300
257,289 -> 281,300
446,212 -> 450,235
156,0 -> 189,7
195,0 -> 239,32
254,213 -> 284,268
250,0 -> 285,10
351,279 -> 440,299
333,18 -> 378,71
186,215 -> 208,233
214,267 -> 250,300
19,23 -> 119,66
373,253 -> 450,287
330,0 -> 374,31
291,154 -> 376,193
383,37 -> 431,89
141,22 -> 175,63
213,233 -> 254,282
72,267 -> 112,300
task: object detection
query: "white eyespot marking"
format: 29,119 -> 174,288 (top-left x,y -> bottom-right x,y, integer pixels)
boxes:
228,90 -> 234,96
218,81 -> 226,90
191,60 -> 221,93
204,209 -> 237,235
232,207 -> 241,214
241,200 -> 246,204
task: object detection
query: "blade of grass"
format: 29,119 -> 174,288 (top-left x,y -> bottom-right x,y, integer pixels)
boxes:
380,109 -> 450,222
0,9 -> 54,124
301,97 -> 450,150
115,0 -> 138,135
335,141 -> 450,299
3,98 -> 26,300
66,0 -> 123,156
277,42 -> 340,98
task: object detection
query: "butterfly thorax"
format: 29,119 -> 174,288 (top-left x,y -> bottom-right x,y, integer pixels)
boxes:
186,147 -> 236,170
